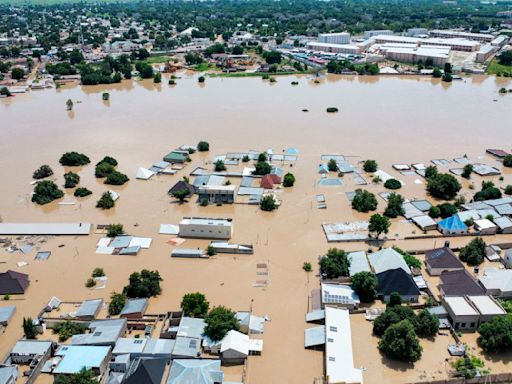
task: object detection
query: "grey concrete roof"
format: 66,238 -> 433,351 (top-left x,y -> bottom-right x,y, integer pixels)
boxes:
177,317 -> 206,339
304,326 -> 325,348
167,359 -> 223,384
0,223 -> 91,235
71,318 -> 126,346
172,337 -> 201,358
76,299 -> 103,318
11,340 -> 53,356
120,298 -> 148,316
0,306 -> 16,324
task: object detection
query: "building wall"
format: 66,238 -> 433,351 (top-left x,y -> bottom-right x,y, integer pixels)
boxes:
319,33 -> 350,45
383,294 -> 418,303
179,223 -> 232,239
197,191 -> 235,204
428,266 -> 464,276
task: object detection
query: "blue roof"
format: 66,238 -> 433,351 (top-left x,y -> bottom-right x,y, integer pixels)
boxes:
438,215 -> 468,231
285,147 -> 299,155
54,345 -> 110,374
318,164 -> 330,174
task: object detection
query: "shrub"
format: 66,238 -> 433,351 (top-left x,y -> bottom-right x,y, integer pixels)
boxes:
327,159 -> 338,172
181,292 -> 210,318
459,237 -> 486,266
169,79 -> 176,85
452,355 -> 488,379
85,278 -> 96,288
105,171 -> 129,185
384,179 -> 401,190
326,107 -> 338,113
427,173 -> 461,200
206,245 -> 216,256
384,193 -> 405,218
32,180 -> 64,205
96,192 -> 115,209
64,172 -> 80,188
429,205 -> 441,218
505,185 -> 512,195
53,320 -> 86,342
394,247 -> 421,269
462,164 -> 473,179
108,292 -> 126,316
59,152 -> 90,166
123,269 -> 162,298
92,268 -> 105,278
197,141 -> 209,152
96,156 -> 118,166
33,165 -> 53,179
283,173 -> 295,187
352,189 -> 378,212
204,306 -> 240,342
102,92 -> 110,101
154,72 -> 162,83
442,73 -> 452,82
302,262 -> 312,272
319,248 -> 350,279
260,195 -> 277,211
107,224 -> 124,237
214,160 -> 226,172
473,181 -> 502,201
95,162 -> 115,178
198,76 -> 205,83
379,320 -> 422,362
74,187 -> 92,197
363,160 -> 378,172
242,155 -> 250,162
504,155 -> 512,167
351,272 -> 377,302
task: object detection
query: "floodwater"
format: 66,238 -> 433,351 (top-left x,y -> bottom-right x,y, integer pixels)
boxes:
0,73 -> 512,384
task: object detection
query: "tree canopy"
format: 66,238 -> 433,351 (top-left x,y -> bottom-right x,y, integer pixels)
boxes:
204,306 -> 240,342
478,316 -> 512,352
378,320 -> 422,362
368,214 -> 390,239
32,180 -> 64,205
384,193 -> 404,218
181,292 -> 210,318
123,269 -> 162,298
351,272 -> 377,302
426,173 -> 461,200
59,152 -> 90,166
459,237 -> 486,266
352,189 -> 378,212
319,248 -> 350,279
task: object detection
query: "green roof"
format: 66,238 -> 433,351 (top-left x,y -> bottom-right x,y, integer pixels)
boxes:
163,151 -> 188,163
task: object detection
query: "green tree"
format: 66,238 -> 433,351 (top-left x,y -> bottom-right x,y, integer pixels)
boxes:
66,99 -> 73,111
427,173 -> 461,200
108,292 -> 127,316
253,162 -> 271,175
181,292 -> 210,318
74,187 -> 92,197
437,203 -> 458,219
473,181 -> 502,201
368,214 -> 390,239
96,156 -> 118,166
53,320 -> 86,342
204,306 -> 240,342
32,180 -> 64,205
429,205 -> 441,218
283,173 -> 295,187
432,67 -> 442,78
387,292 -> 402,308
319,248 -> 350,279
123,269 -> 162,298
352,189 -> 378,212
153,72 -> 162,83
64,172 -> 80,188
327,158 -> 338,172
413,309 -> 439,337
503,155 -> 512,167
442,73 -> 453,82
214,160 -> 226,172
11,67 -> 25,80
384,193 -> 405,218
351,272 -> 377,302
102,92 -> 110,101
95,162 -> 115,178
23,317 -> 37,339
459,237 -> 486,266
424,165 -> 438,179
206,245 -> 217,256
505,185 -> 512,195
394,247 -> 422,269
384,179 -> 401,190
198,76 -> 205,83
105,171 -> 129,185
378,320 -> 422,362
54,367 -> 97,384
59,152 -> 90,166
197,141 -> 209,152
33,165 -> 53,179
260,195 -> 277,211
263,50 -> 281,64
363,160 -> 378,172
96,192 -> 115,209
373,305 -> 415,336
303,262 -> 312,272
478,316 -> 512,352
92,268 -> 105,278
172,188 -> 190,203
0,87 -> 11,97
452,355 -> 488,379
462,164 -> 473,179
107,224 -> 124,237
499,50 -> 512,66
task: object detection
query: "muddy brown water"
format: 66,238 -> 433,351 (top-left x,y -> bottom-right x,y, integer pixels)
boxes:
0,73 -> 511,384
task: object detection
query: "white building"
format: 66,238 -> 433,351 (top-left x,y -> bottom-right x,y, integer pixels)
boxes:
476,45 -> 497,63
318,32 -> 351,45
179,217 -> 233,239
220,330 -> 262,363
364,30 -> 393,39
306,42 -> 360,54
479,268 -> 512,298
405,28 -> 429,37
381,44 -> 450,66
429,29 -> 494,43
321,283 -> 360,309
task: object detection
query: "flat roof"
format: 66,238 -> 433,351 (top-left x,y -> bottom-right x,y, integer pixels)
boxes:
468,295 -> 506,316
54,345 -> 110,374
11,340 -> 53,356
306,42 -> 360,49
180,217 -> 232,226
76,299 -> 103,318
177,317 -> 206,339
120,298 -> 148,315
444,296 -> 479,316
0,223 -> 91,235
325,307 -> 363,384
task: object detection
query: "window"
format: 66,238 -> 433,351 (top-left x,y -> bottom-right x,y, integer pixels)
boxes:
134,339 -> 144,344
93,331 -> 102,336
328,356 -> 335,362
461,323 -> 466,328
470,323 -> 475,328
329,326 -> 337,332
327,338 -> 334,343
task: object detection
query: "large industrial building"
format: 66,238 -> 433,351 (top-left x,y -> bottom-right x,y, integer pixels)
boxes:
306,42 -> 361,54
179,217 -> 233,239
318,32 -> 351,45
429,29 -> 494,43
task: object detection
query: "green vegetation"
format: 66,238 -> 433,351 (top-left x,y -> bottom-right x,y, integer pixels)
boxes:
95,162 -> 115,178
85,278 -> 96,288
351,272 -> 377,302
59,152 -> 90,166
326,107 -> 338,113
153,72 -> 162,83
23,317 -> 37,339
384,178 -> 401,190
204,306 -> 240,342
352,189 -> 378,212
319,248 -> 350,279
66,99 -> 73,111
253,161 -> 272,175
379,320 -> 422,362
302,262 -> 312,272
108,292 -> 127,316
363,160 -> 378,173
426,173 -> 461,200
0,87 -> 11,97
474,181 -> 502,201
459,237 -> 486,266
97,156 -> 118,167
368,214 -> 390,239
327,60 -> 379,75
54,368 -> 97,384
105,171 -> 129,185
503,155 -> 512,167
505,185 -> 512,195
197,141 -> 209,152
172,188 -> 190,204
487,59 -> 512,76
462,164 -> 473,179
327,159 -> 338,172
102,92 -> 110,101
452,355 -> 489,379
181,292 -> 210,318
394,247 -> 421,269
206,245 -> 217,256
32,180 -> 64,205
198,76 -> 205,83
283,173 -> 295,187
107,224 -> 124,237
260,195 -> 277,211
214,160 -> 226,172
478,316 -> 512,352
92,268 -> 105,278
74,187 -> 92,197
33,165 -> 53,179
424,165 -> 438,179
53,320 -> 86,342
432,67 -> 442,78
64,171 -> 80,188
436,203 -> 458,219
123,269 -> 162,298
96,191 -> 115,209
384,193 -> 404,218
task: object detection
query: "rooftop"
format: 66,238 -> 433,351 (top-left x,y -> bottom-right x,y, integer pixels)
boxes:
180,217 -> 232,227
468,295 -> 506,316
53,345 -> 110,374
444,296 -> 479,316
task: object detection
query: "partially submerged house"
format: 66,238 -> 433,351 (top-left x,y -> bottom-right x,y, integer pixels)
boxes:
166,359 -> 223,384
168,180 -> 195,196
197,185 -> 236,204
75,299 -> 104,320
0,306 -> 15,326
51,345 -> 111,375
474,219 -> 498,235
220,330 -> 262,363
120,298 -> 148,319
179,217 -> 233,240
376,268 -> 420,303
71,318 -> 127,346
10,340 -> 53,364
164,151 -> 189,164
260,175 -> 275,190
121,357 -> 168,384
479,268 -> 512,298
425,243 -> 464,276
0,270 -> 29,295
437,215 -> 468,235
0,365 -> 18,384
368,248 -> 411,275
439,269 -> 485,297
321,283 -> 360,309
347,251 -> 371,276
443,295 -> 506,331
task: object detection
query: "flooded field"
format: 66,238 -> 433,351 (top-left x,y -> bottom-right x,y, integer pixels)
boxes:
0,73 -> 511,384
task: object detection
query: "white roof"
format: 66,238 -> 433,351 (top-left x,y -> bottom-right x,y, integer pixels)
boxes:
180,217 -> 232,227
474,219 -> 497,230
468,295 -> 506,316
480,268 -> 512,293
368,248 -> 411,275
135,167 -> 155,180
0,223 -> 91,235
220,330 -> 249,356
321,283 -> 360,306
444,296 -> 479,316
325,307 -> 363,384
128,237 -> 152,249
159,224 -> 179,235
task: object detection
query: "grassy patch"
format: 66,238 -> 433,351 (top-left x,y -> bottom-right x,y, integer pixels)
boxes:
193,62 -> 216,72
138,55 -> 174,65
487,59 -> 512,75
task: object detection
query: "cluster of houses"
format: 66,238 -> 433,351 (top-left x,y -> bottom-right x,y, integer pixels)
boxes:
0,295 -> 264,384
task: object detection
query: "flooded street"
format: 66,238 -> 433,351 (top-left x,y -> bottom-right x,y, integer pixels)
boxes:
0,73 -> 511,384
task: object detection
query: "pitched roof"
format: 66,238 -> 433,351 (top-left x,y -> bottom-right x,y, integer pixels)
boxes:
260,175 -> 274,189
377,268 -> 420,297
440,269 -> 485,296
0,270 -> 29,294
368,248 -> 411,275
438,215 -> 468,231
168,180 -> 195,196
167,359 -> 223,384
425,247 -> 464,270
123,358 -> 167,384
268,174 -> 282,184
